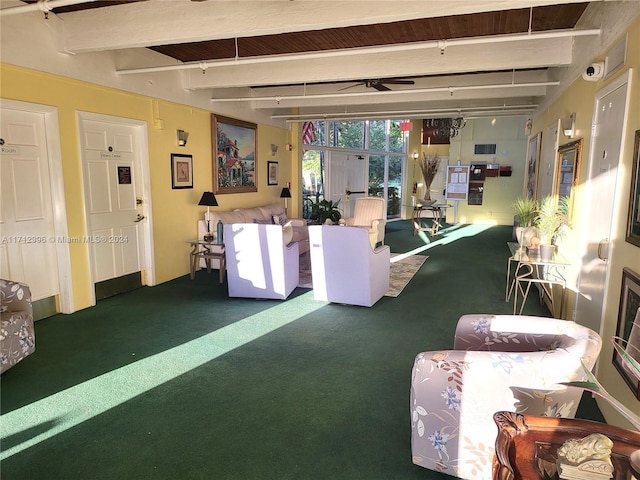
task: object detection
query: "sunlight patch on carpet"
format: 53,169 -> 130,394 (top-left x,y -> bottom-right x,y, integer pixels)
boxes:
0,292 -> 323,459
387,254 -> 427,297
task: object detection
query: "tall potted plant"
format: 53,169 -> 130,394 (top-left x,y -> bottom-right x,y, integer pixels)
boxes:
513,196 -> 537,249
534,195 -> 568,261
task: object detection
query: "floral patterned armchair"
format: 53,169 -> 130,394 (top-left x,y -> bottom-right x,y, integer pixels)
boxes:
410,314 -> 602,480
1,279 -> 35,374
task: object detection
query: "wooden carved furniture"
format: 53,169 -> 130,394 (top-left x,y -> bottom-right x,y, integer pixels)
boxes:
493,411 -> 640,480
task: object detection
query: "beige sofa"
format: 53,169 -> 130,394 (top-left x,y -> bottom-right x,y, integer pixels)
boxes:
199,203 -> 308,247
196,203 -> 309,271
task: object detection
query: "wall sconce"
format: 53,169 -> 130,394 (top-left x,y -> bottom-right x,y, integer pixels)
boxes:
177,129 -> 189,147
412,152 -> 420,160
270,144 -> 278,156
561,114 -> 575,138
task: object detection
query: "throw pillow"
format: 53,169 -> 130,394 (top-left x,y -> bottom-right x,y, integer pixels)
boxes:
272,214 -> 289,226
253,218 -> 271,224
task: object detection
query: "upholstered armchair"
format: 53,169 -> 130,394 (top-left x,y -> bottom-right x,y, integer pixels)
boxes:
1,279 -> 36,374
308,225 -> 390,307
410,314 -> 602,480
224,223 -> 299,300
344,196 -> 386,248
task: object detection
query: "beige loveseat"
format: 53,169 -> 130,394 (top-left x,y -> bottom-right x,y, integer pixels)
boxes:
199,203 -> 308,247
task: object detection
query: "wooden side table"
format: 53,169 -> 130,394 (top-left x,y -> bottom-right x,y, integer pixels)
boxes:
494,411 -> 640,480
188,240 -> 225,283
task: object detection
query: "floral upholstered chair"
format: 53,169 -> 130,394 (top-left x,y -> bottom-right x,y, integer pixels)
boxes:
410,314 -> 601,480
1,279 -> 35,374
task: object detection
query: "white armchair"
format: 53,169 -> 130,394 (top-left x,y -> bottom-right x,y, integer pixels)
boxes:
308,225 -> 390,307
344,196 -> 386,248
224,223 -> 299,300
410,314 -> 602,480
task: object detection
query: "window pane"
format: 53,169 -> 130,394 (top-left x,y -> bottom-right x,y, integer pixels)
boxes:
329,121 -> 365,149
388,120 -> 404,152
368,120 -> 387,151
368,155 -> 385,197
302,121 -> 325,146
388,155 -> 403,217
302,149 -> 325,219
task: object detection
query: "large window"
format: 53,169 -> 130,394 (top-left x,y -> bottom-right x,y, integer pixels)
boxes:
301,119 -> 406,219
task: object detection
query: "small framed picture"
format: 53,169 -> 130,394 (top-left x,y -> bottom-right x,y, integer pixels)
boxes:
171,153 -> 193,189
267,161 -> 278,186
613,267 -> 640,399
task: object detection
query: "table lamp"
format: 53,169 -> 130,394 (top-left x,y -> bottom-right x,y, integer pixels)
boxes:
280,187 -> 291,214
198,191 -> 218,241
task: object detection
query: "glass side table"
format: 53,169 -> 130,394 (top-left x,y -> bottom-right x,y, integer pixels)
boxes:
188,239 -> 225,283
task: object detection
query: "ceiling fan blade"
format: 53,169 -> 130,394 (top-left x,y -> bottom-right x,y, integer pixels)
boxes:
372,83 -> 391,91
338,82 -> 364,91
382,79 -> 415,85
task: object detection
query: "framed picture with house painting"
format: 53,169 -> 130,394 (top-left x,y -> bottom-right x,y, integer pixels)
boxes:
212,114 -> 258,194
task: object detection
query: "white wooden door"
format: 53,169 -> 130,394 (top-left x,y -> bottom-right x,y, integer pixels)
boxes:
575,72 -> 630,333
0,108 -> 59,301
80,119 -> 143,283
327,152 -> 367,219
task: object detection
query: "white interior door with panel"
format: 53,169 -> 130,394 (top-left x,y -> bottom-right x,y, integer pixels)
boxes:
79,115 -> 152,295
327,152 -> 368,219
0,108 -> 60,302
574,71 -> 631,334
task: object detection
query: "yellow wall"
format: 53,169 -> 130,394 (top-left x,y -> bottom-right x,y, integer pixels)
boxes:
532,18 -> 640,427
1,64 -> 290,311
404,117 -> 529,225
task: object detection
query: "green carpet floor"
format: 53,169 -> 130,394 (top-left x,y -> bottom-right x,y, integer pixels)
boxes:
0,222 -> 604,479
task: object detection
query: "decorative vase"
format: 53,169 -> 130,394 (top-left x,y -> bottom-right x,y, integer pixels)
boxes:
216,220 -> 224,242
540,244 -> 555,262
516,226 -> 538,249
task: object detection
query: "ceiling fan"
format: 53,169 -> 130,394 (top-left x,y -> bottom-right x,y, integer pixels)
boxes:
340,78 -> 416,92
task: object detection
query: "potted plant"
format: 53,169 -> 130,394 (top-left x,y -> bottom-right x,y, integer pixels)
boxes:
534,195 -> 569,261
310,199 -> 342,224
513,196 -> 537,249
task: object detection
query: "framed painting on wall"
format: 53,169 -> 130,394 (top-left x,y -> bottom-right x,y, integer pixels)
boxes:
625,129 -> 640,247
267,161 -> 278,186
524,132 -> 542,200
613,267 -> 640,399
212,114 -> 258,194
171,153 -> 193,189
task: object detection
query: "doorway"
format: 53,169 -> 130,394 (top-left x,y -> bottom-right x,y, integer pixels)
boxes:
0,99 -> 73,315
78,112 -> 155,305
574,70 -> 631,333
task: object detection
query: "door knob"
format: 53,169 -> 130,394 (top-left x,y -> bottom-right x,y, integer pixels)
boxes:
135,214 -> 145,223
597,238 -> 609,261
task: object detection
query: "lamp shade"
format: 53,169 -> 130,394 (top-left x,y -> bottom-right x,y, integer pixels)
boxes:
198,191 -> 218,207
280,187 -> 292,199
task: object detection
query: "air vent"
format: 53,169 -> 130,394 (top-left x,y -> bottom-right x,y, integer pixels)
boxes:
474,144 -> 497,155
605,33 -> 627,79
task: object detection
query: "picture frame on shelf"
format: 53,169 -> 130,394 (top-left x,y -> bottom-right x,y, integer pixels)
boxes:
613,267 -> 640,399
212,114 -> 257,194
267,161 -> 278,186
171,153 -> 193,189
625,129 -> 640,247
